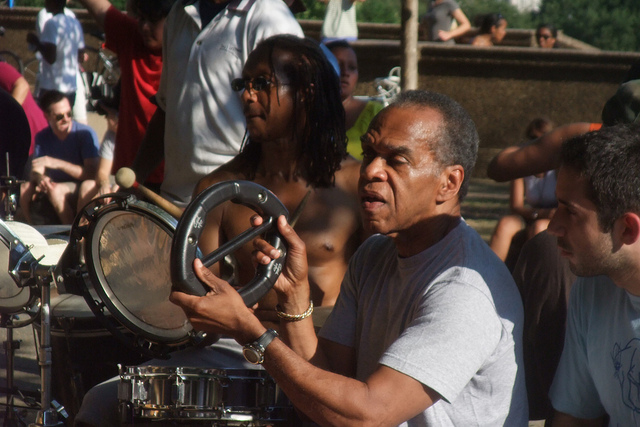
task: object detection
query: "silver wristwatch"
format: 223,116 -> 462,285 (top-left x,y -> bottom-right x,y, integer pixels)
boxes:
243,329 -> 278,365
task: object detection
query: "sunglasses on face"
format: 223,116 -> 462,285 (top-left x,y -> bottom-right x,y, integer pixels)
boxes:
54,112 -> 72,121
231,76 -> 274,93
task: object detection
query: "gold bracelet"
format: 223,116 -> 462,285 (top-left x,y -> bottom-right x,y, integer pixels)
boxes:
275,300 -> 313,321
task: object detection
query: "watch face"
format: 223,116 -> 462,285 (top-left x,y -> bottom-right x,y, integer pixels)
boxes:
243,346 -> 262,364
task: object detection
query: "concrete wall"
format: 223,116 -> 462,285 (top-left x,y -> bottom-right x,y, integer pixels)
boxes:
350,41 -> 640,175
3,7 -> 640,177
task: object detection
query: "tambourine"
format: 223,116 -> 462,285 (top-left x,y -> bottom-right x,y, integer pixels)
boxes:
171,181 -> 288,307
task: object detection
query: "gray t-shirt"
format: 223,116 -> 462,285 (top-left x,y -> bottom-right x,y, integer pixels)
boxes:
319,219 -> 529,426
550,276 -> 640,423
423,0 -> 459,42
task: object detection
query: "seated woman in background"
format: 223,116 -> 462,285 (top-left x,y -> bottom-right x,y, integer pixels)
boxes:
536,23 -> 558,48
471,13 -> 508,46
489,118 -> 557,267
326,40 -> 383,159
419,0 -> 471,44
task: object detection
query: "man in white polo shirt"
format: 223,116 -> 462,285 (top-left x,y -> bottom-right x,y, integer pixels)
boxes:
132,0 -> 304,207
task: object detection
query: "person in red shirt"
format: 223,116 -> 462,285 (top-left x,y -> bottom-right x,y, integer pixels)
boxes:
0,62 -> 48,163
78,0 -> 174,196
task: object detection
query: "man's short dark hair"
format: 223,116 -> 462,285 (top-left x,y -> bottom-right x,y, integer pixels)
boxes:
132,0 -> 176,22
476,13 -> 505,35
536,23 -> 557,38
49,0 -> 66,10
324,39 -> 352,52
390,90 -> 479,200
39,90 -> 68,113
238,35 -> 346,188
561,123 -> 640,232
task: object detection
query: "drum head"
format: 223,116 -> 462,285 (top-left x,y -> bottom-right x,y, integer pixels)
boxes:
84,199 -> 193,347
0,221 -> 43,314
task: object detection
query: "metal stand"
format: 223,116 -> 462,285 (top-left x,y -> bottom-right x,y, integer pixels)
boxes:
1,313 -> 26,427
29,272 -> 65,427
0,171 -> 24,223
0,176 -> 21,221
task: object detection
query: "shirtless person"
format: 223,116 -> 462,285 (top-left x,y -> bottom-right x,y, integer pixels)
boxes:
76,34 -> 363,426
194,34 -> 362,328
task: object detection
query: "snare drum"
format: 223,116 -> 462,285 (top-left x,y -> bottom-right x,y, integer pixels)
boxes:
58,195 -> 198,358
118,366 -> 289,425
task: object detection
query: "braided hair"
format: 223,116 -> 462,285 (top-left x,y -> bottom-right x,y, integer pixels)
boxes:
238,35 -> 346,188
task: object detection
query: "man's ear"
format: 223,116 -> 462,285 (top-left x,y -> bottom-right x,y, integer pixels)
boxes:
436,165 -> 464,203
618,212 -> 640,245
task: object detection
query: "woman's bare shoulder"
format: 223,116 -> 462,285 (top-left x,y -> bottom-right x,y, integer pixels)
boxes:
193,158 -> 250,197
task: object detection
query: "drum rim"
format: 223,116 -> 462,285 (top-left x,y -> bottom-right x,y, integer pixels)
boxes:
120,366 -> 271,378
84,200 -> 192,345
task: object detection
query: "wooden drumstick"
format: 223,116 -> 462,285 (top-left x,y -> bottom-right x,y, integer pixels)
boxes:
115,167 -> 184,220
290,189 -> 311,228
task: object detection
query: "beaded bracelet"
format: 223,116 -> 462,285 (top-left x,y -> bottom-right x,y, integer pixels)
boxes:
275,300 -> 314,321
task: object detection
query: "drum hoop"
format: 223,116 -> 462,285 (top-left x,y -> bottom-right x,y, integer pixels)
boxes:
121,366 -> 271,379
84,200 -> 192,345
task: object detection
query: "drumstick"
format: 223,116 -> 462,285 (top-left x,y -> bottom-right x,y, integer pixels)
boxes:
115,167 -> 184,220
290,190 -> 311,228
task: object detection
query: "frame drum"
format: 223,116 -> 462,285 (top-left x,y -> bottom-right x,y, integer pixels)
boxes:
61,195 -> 199,357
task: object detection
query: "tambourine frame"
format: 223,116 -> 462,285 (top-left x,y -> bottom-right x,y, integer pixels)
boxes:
171,181 -> 289,307
71,195 -> 197,356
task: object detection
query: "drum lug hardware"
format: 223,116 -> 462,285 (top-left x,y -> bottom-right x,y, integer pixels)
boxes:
80,203 -> 101,222
70,224 -> 87,240
188,329 -> 208,344
93,299 -> 107,313
119,194 -> 137,210
51,399 -> 68,419
171,376 -> 186,405
132,379 -> 148,403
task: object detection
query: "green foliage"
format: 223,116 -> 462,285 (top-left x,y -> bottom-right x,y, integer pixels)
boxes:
298,0 -> 400,23
11,0 -> 126,9
300,0 -> 533,28
358,0 -> 400,24
11,0 -> 44,5
297,0 -> 327,20
539,0 -> 640,51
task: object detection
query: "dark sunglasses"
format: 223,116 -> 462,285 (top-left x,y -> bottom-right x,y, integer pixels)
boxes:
231,76 -> 273,93
54,112 -> 72,121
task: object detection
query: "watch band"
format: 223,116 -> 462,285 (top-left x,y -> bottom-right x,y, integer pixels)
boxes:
243,329 -> 278,365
